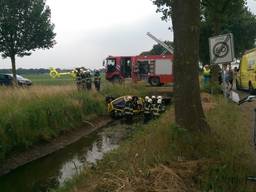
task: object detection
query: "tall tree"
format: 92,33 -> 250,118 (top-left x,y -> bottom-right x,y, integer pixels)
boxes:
172,0 -> 208,131
152,0 -> 252,63
201,0 -> 246,35
0,0 -> 56,82
200,6 -> 256,64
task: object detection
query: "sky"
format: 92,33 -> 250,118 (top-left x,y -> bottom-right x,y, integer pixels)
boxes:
0,0 -> 172,69
0,0 -> 256,69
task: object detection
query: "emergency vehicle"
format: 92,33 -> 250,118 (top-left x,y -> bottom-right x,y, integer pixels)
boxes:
104,54 -> 174,86
236,48 -> 256,93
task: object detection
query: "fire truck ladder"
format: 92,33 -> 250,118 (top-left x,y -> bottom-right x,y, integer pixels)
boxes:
146,32 -> 174,54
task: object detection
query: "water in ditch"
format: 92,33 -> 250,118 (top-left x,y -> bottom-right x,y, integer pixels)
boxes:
0,121 -> 134,192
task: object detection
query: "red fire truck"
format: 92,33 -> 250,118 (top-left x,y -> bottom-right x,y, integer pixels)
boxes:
104,54 -> 174,86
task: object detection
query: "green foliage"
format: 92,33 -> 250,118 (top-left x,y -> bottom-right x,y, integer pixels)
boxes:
0,0 -> 56,58
200,2 -> 256,64
199,97 -> 256,191
152,0 -> 256,64
152,0 -> 173,21
0,88 -> 106,160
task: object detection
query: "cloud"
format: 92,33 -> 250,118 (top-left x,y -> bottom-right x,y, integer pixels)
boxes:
1,14 -> 171,69
247,0 -> 256,13
0,0 -> 172,69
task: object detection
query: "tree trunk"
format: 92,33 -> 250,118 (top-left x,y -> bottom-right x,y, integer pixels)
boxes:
172,0 -> 209,132
10,55 -> 17,85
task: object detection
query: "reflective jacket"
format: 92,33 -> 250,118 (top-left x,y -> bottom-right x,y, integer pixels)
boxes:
203,67 -> 211,77
144,102 -> 152,114
153,104 -> 161,117
124,101 -> 134,115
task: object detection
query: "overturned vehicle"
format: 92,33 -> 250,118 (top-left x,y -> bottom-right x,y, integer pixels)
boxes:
106,96 -> 144,118
106,95 -> 171,118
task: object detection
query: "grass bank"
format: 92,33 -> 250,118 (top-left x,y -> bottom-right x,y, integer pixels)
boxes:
55,94 -> 256,192
0,82 -> 147,161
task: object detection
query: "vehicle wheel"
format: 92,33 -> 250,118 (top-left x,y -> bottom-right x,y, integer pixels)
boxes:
249,83 -> 255,95
150,77 -> 160,86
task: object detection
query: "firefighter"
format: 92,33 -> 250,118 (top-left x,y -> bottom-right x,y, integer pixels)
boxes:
132,96 -> 140,110
144,96 -> 150,102
94,70 -> 101,91
85,70 -> 92,90
75,68 -> 83,90
157,96 -> 165,113
124,96 -> 134,122
152,99 -> 161,118
151,96 -> 157,108
144,98 -> 153,123
79,68 -> 86,90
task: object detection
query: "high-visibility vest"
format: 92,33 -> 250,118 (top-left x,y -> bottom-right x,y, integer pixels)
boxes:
203,67 -> 211,76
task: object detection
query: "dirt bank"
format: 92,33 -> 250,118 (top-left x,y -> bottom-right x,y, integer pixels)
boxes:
0,116 -> 113,176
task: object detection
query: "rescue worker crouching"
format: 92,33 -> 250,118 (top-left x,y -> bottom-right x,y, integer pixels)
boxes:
152,98 -> 161,119
151,96 -> 157,107
157,96 -> 165,113
124,96 -> 134,122
132,96 -> 142,111
144,96 -> 152,123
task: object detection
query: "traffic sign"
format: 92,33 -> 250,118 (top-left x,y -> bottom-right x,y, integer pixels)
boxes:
209,33 -> 235,64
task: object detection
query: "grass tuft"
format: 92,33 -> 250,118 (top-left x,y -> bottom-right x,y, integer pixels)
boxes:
0,82 -> 147,160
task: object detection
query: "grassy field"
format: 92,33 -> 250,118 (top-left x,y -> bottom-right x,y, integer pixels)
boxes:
23,73 -> 75,86
54,94 -> 256,192
0,81 -> 148,161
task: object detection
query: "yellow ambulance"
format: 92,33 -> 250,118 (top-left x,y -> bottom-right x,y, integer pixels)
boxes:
236,48 -> 256,93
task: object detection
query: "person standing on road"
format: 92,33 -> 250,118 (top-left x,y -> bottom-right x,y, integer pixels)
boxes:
222,63 -> 232,97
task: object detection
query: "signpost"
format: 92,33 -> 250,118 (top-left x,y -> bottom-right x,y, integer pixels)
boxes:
209,33 -> 235,65
209,33 -> 235,97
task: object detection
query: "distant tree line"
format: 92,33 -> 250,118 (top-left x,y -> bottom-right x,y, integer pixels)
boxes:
0,68 -> 52,75
0,68 -> 106,75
